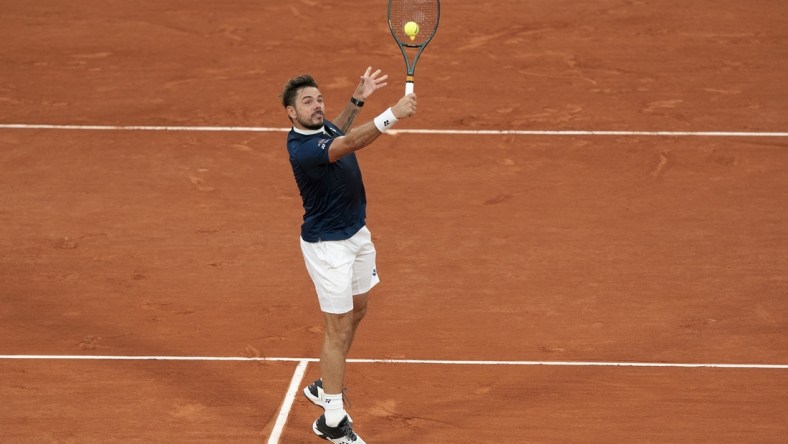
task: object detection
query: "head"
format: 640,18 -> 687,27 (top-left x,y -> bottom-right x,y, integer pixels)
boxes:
281,74 -> 325,130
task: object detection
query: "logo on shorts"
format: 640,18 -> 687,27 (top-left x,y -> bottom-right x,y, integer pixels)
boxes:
372,268 -> 377,277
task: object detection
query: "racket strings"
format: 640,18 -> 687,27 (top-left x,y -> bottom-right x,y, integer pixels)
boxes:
389,0 -> 439,46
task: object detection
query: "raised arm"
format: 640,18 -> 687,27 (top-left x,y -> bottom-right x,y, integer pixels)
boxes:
333,67 -> 389,134
328,93 -> 417,163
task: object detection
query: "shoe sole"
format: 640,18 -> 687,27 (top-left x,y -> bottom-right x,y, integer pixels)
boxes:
312,420 -> 326,439
312,419 -> 362,444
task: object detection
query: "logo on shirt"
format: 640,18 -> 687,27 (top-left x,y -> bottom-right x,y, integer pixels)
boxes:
318,139 -> 329,150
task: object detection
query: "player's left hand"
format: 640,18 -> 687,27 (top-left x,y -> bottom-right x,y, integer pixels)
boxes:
355,66 -> 388,100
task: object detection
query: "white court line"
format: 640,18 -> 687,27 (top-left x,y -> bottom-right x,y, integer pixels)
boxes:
0,354 -> 311,362
268,359 -> 309,444
1,355 -> 786,369
1,123 -> 787,137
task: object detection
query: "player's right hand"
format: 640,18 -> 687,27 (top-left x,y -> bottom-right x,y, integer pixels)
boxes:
392,93 -> 417,119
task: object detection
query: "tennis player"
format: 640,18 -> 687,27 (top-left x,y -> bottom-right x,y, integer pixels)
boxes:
281,67 -> 417,443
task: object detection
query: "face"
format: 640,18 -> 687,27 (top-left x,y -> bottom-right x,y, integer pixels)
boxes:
287,86 -> 324,130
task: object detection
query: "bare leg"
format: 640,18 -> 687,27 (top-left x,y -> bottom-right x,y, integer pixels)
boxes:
320,293 -> 369,395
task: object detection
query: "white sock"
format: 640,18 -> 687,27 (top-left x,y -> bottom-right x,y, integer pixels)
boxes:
323,393 -> 346,427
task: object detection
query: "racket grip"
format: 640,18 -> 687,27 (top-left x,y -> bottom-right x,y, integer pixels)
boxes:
405,81 -> 414,95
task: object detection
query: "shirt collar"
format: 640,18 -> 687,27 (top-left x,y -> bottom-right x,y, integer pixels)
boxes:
292,125 -> 326,136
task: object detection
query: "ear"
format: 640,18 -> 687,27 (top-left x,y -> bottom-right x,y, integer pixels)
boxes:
286,106 -> 297,119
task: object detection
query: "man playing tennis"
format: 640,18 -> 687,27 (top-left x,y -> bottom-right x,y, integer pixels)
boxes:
281,67 -> 417,443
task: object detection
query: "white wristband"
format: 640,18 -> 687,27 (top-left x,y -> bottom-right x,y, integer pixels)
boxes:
373,108 -> 398,133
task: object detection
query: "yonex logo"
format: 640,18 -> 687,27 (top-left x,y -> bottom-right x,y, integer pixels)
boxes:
384,120 -> 390,126
372,269 -> 377,277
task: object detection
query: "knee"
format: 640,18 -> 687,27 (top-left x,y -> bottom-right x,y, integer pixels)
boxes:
327,331 -> 353,354
326,322 -> 354,349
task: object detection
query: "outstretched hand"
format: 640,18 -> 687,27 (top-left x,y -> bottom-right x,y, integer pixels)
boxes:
354,67 -> 389,101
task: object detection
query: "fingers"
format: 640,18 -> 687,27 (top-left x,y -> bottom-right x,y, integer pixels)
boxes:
361,67 -> 385,80
401,93 -> 417,103
392,93 -> 417,118
357,67 -> 389,100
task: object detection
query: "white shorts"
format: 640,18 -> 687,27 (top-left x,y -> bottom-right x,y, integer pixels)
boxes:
300,226 -> 380,314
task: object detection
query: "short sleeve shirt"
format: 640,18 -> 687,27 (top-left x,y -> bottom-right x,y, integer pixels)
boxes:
287,120 -> 367,242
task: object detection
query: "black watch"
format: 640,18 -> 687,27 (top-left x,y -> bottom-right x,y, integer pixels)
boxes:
350,97 -> 364,107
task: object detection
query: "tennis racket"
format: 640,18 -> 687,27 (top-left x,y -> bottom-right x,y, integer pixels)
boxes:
387,0 -> 440,94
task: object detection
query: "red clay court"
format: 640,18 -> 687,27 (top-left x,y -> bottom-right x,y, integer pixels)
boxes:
1,1 -> 787,442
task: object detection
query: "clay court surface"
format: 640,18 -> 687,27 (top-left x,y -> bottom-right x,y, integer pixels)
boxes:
1,0 -> 787,442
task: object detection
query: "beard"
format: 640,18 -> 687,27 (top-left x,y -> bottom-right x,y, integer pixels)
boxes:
296,111 -> 324,131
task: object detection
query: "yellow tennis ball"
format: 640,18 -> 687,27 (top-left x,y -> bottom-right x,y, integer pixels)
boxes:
403,21 -> 419,40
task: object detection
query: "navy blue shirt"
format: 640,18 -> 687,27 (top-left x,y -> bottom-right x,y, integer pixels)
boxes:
287,120 -> 366,242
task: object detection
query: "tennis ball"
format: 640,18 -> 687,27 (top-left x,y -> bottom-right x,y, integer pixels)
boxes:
403,21 -> 419,41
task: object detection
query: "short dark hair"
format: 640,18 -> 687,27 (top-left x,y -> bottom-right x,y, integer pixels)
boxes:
281,74 -> 318,108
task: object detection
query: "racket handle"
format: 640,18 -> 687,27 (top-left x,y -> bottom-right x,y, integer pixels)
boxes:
405,81 -> 414,95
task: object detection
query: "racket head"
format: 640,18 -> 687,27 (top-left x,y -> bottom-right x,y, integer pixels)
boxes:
388,0 -> 440,48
